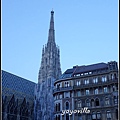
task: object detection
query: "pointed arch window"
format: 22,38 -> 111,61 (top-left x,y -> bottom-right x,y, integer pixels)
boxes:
95,98 -> 100,106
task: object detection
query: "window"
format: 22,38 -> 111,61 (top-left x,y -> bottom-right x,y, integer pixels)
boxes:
111,74 -> 114,80
84,72 -> 88,75
95,88 -> 98,94
57,84 -> 60,89
95,98 -> 100,106
102,76 -> 107,82
105,97 -> 109,105
56,94 -> 59,99
77,91 -> 81,97
97,111 -> 101,119
65,82 -> 69,87
114,96 -> 118,105
66,102 -> 69,110
85,79 -> 89,84
93,77 -> 98,83
104,87 -> 108,93
106,110 -> 111,119
76,80 -> 81,86
77,101 -> 82,108
86,89 -> 89,95
113,85 -> 115,91
86,99 -> 90,107
92,112 -> 96,120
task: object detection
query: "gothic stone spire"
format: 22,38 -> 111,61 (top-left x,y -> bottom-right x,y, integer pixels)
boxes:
34,11 -> 62,120
38,10 -> 62,83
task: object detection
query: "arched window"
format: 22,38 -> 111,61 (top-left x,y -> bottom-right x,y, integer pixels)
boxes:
66,102 -> 69,110
95,98 -> 100,106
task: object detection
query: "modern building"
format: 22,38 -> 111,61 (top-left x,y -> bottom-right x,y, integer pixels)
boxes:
53,61 -> 118,120
34,10 -> 62,120
2,70 -> 36,120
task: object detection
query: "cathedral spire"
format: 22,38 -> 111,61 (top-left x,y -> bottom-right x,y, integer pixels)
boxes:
47,10 -> 55,45
50,10 -> 54,30
38,10 -> 61,83
35,10 -> 62,120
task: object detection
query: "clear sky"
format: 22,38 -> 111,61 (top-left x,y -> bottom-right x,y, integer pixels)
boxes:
2,0 -> 118,83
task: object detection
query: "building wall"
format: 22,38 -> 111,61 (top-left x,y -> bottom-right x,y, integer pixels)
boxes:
53,61 -> 118,120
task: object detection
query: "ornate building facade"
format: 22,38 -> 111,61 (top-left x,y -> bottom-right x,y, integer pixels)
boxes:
53,61 -> 118,120
34,11 -> 62,120
2,70 -> 36,120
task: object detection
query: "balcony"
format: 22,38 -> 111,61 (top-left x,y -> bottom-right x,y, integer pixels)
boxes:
53,86 -> 73,94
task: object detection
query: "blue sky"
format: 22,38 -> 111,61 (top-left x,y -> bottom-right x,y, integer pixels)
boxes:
2,0 -> 118,83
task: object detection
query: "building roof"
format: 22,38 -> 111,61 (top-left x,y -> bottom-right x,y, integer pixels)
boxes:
2,70 -> 36,102
60,62 -> 108,79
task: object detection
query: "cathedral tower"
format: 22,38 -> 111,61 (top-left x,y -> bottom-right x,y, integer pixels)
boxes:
34,11 -> 62,120
38,10 -> 61,83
